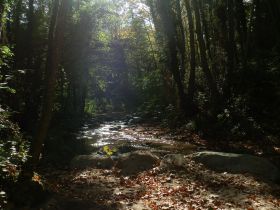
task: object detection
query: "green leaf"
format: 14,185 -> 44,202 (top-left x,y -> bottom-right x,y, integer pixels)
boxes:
103,145 -> 117,156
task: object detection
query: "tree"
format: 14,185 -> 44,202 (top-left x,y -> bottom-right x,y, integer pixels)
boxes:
192,0 -> 219,107
26,0 -> 34,65
155,0 -> 188,113
224,0 -> 236,99
185,0 -> 196,113
13,0 -> 23,69
175,0 -> 187,80
29,0 -> 69,169
0,1 -> 5,43
235,0 -> 247,68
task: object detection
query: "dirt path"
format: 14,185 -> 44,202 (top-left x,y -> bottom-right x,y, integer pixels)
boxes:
40,121 -> 280,210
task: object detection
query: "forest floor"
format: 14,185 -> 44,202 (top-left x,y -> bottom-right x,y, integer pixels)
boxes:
38,119 -> 280,210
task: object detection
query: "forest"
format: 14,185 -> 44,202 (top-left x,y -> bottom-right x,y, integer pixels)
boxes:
0,0 -> 280,209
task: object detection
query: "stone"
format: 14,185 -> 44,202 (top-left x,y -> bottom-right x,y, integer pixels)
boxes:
70,154 -> 115,169
159,154 -> 186,171
116,151 -> 160,175
109,126 -> 122,131
128,117 -> 142,124
160,154 -> 186,169
131,201 -> 152,210
192,151 -> 280,182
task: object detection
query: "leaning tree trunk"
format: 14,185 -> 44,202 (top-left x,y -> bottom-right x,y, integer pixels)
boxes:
29,0 -> 69,169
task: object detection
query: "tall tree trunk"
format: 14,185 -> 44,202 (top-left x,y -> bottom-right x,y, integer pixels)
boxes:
236,0 -> 247,68
0,2 -> 5,43
192,0 -> 219,104
146,0 -> 166,69
253,0 -> 261,50
185,0 -> 196,112
146,0 -> 174,104
144,23 -> 158,69
14,0 -> 22,69
23,0 -> 36,132
156,0 -> 188,112
245,0 -> 257,60
199,0 -> 212,60
26,0 -> 34,65
175,0 -> 187,80
224,0 -> 236,99
30,0 -> 69,169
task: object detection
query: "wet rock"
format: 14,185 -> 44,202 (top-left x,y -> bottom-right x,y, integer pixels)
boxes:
192,151 -> 280,182
128,117 -> 142,124
144,142 -> 197,156
71,154 -> 115,169
116,151 -> 160,175
117,145 -> 139,154
109,125 -> 122,131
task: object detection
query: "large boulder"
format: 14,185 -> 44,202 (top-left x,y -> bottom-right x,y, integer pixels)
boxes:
192,151 -> 280,182
70,154 -> 115,169
116,151 -> 160,175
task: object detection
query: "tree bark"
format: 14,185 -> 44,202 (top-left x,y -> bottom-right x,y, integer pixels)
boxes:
30,0 -> 69,168
146,0 -> 175,105
156,0 -> 188,112
192,0 -> 219,104
185,0 -> 196,111
224,0 -> 236,99
14,0 -> 22,68
236,0 -> 247,68
26,0 -> 34,65
199,0 -> 212,60
22,0 -> 36,132
175,0 -> 187,80
0,2 -> 4,43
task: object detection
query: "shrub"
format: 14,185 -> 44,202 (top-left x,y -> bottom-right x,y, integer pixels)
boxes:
0,107 -> 29,184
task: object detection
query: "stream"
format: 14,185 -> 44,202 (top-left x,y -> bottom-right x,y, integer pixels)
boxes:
76,119 -> 197,158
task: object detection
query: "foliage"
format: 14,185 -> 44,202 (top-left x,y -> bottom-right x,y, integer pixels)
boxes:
103,145 -> 117,156
161,104 -> 184,128
0,108 -> 29,181
215,97 -> 264,140
0,45 -> 16,94
84,99 -> 98,115
0,45 -> 13,68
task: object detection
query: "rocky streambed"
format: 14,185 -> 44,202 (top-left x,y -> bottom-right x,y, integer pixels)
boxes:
71,119 -> 280,182
71,119 -> 198,174
40,118 -> 280,210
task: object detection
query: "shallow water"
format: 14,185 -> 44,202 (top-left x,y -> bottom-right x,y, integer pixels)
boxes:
76,120 -> 196,156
